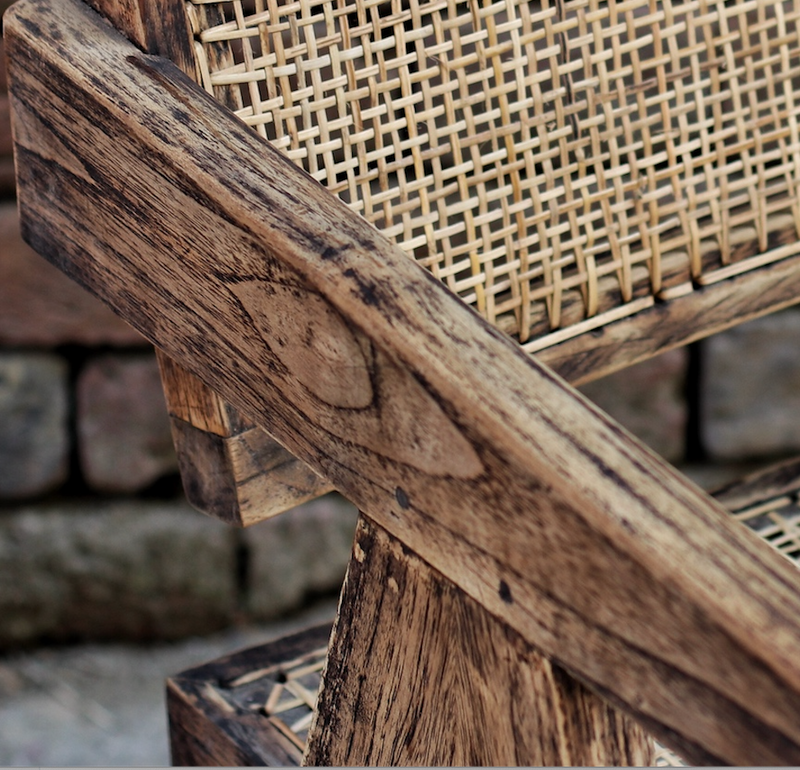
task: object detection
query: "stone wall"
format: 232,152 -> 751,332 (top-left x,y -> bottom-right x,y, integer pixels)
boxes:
2,18 -> 800,649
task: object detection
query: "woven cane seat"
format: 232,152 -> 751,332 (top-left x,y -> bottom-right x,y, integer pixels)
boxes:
186,0 -> 800,352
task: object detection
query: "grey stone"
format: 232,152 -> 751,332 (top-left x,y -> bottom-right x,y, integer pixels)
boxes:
703,309 -> 800,460
0,353 -> 69,498
0,599 -> 338,766
578,348 -> 689,462
244,494 -> 358,619
77,354 -> 178,492
0,500 -> 238,647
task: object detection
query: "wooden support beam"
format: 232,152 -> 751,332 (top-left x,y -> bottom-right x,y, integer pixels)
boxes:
8,1 -> 800,762
536,254 -> 800,385
85,0 -> 800,522
84,0 -> 194,77
306,514 -> 653,766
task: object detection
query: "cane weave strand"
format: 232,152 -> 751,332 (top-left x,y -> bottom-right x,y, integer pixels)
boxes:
185,0 -> 800,348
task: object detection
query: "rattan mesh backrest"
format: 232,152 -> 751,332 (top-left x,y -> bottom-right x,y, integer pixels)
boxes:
186,0 -> 800,351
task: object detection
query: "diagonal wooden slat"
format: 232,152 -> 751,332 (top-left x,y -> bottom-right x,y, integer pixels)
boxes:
7,0 -> 800,762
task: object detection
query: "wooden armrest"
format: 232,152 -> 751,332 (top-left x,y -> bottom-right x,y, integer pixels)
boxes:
8,0 -> 800,762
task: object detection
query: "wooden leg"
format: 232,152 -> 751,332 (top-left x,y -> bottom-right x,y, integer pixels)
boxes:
156,350 -> 332,526
305,514 -> 653,766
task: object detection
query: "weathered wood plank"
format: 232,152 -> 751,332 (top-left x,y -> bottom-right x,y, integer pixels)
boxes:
85,0 -> 309,526
536,254 -> 800,385
306,514 -> 653,766
710,456 -> 800,513
97,0 -> 800,526
8,1 -> 800,762
167,416 -> 333,525
84,0 -> 147,47
87,0 -> 194,76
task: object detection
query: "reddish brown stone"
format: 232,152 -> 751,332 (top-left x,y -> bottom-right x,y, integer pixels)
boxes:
77,354 -> 178,492
0,204 -> 145,345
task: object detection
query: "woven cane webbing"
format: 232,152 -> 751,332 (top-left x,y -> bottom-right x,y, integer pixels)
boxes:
185,0 -> 800,348
224,645 -> 326,750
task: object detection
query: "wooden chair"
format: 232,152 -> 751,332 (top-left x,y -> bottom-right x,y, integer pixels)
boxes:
7,0 -> 800,764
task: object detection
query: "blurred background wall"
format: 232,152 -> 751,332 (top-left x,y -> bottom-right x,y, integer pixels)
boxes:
1,1 -> 800,653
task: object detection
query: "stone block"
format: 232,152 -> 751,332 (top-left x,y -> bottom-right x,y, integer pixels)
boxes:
244,494 -> 358,619
0,205 -> 144,346
0,500 -> 238,647
0,353 -> 68,498
703,308 -> 800,460
77,354 -> 178,492
578,348 -> 688,462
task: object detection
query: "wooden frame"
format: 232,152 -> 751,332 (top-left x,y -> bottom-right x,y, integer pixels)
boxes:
83,0 -> 329,526
167,622 -> 333,765
8,0 -> 800,764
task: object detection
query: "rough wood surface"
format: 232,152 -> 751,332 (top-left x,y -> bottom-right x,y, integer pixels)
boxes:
306,515 -> 653,766
95,0 -> 800,520
168,417 -> 333,526
158,350 -> 332,524
9,1 -> 800,762
711,456 -> 800,513
86,0 -> 194,77
536,252 -> 800,386
84,0 -> 146,47
167,623 -> 332,766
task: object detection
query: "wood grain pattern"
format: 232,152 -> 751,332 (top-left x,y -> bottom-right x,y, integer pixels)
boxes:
9,1 -> 800,762
711,456 -> 800,513
87,0 -> 194,77
536,252 -> 800,385
306,515 -> 653,767
168,418 -> 333,526
84,0 -> 147,47
98,0 -> 800,520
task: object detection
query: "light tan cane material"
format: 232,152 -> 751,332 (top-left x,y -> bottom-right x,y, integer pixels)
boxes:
186,0 -> 800,348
